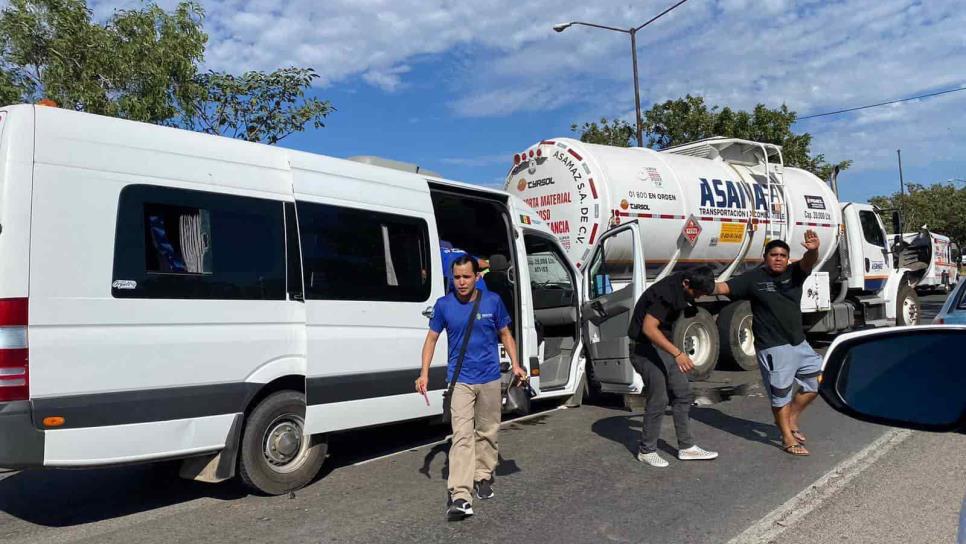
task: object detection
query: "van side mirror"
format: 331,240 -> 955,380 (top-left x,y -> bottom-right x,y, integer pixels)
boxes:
891,211 -> 901,234
820,327 -> 966,433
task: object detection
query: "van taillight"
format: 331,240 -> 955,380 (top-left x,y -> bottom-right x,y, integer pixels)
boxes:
0,298 -> 28,402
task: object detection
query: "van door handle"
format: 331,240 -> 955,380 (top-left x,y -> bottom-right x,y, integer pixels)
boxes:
865,258 -> 870,272
422,307 -> 434,318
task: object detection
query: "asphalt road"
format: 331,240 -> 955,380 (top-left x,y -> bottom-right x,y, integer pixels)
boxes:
0,294 -> 953,544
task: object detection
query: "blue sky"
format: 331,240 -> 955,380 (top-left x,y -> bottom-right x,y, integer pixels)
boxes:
91,0 -> 966,203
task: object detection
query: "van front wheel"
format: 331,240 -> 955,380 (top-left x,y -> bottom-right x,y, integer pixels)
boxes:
238,390 -> 327,495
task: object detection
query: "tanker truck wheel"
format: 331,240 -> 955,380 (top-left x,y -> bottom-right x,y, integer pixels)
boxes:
717,301 -> 757,371
672,308 -> 719,382
896,284 -> 920,326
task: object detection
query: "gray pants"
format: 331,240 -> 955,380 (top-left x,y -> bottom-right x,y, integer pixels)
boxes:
634,349 -> 694,454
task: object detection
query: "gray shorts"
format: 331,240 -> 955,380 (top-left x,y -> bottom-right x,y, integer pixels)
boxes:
756,341 -> 823,407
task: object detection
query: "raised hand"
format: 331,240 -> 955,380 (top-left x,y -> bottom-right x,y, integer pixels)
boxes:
802,229 -> 820,252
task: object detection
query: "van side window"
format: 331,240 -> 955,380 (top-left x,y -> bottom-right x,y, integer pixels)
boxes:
113,185 -> 286,300
296,201 -> 431,302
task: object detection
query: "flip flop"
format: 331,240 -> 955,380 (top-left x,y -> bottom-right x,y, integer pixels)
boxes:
791,429 -> 807,444
782,443 -> 810,456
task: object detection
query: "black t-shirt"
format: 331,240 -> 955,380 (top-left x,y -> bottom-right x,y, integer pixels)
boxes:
726,263 -> 809,350
628,274 -> 690,356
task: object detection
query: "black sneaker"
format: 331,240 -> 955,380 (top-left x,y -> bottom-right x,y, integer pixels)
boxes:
474,478 -> 494,500
446,498 -> 474,521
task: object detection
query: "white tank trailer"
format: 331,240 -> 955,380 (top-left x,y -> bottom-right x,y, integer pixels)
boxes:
506,137 -> 920,380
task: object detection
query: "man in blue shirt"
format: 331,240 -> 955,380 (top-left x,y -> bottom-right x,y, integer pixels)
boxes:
416,255 -> 526,521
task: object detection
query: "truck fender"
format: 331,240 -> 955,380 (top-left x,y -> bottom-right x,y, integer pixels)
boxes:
881,267 -> 912,320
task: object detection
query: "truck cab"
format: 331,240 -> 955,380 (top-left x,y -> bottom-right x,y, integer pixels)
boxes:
836,202 -> 919,327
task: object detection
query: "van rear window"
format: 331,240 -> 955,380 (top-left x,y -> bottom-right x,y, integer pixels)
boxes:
113,185 -> 286,300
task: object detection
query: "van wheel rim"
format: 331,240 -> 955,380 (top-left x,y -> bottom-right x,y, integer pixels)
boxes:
902,298 -> 919,325
738,315 -> 755,357
683,322 -> 712,368
263,415 -> 309,473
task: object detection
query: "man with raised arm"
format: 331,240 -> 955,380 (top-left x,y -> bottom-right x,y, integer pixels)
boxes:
713,230 -> 822,456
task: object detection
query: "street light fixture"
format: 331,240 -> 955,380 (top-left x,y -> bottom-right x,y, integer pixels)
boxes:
552,0 -> 690,147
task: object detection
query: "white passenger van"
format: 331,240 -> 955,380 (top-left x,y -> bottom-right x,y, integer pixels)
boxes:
0,105 -> 599,495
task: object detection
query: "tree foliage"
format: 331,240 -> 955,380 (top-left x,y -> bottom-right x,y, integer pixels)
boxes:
573,94 -> 851,180
0,0 -> 206,123
869,182 -> 966,243
0,0 -> 332,144
570,118 -> 635,147
181,68 -> 333,144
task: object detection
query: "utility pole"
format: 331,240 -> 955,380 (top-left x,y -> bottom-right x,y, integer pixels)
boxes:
896,149 -> 905,233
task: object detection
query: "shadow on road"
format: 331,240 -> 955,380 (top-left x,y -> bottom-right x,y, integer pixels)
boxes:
0,461 -> 247,527
689,407 -> 781,447
590,413 -> 679,457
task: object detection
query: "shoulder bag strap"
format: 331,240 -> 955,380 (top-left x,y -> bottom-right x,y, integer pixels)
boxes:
447,294 -> 483,393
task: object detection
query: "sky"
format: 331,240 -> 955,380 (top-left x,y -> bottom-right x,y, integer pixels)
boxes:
87,0 -> 966,203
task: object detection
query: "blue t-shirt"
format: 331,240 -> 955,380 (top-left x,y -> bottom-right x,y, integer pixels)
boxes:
429,291 -> 510,384
440,246 -> 488,293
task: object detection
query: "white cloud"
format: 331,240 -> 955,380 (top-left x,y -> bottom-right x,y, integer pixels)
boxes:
362,64 -> 411,92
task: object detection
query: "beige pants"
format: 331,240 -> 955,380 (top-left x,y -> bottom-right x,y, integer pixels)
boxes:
448,379 -> 502,503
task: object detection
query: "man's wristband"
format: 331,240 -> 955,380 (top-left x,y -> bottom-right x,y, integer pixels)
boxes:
673,351 -> 683,359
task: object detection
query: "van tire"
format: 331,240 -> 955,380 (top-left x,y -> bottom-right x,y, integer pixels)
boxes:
238,390 -> 326,496
717,301 -> 757,371
895,284 -> 920,326
672,308 -> 719,382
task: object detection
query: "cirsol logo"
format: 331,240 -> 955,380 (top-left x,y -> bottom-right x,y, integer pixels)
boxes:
517,179 -> 527,192
620,199 -> 629,210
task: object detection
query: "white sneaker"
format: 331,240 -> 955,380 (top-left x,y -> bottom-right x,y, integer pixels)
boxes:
637,451 -> 670,468
678,445 -> 718,461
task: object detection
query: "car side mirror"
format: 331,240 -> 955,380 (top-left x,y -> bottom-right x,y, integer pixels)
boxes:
820,327 -> 966,433
891,211 -> 901,234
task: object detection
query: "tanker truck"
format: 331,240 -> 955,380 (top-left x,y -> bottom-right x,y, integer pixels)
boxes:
504,137 -> 920,392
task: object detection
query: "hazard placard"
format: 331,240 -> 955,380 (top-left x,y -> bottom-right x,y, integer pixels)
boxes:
682,216 -> 701,247
718,222 -> 745,244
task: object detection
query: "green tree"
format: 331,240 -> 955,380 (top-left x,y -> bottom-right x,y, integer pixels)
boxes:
573,95 -> 851,180
181,68 -> 333,144
570,117 -> 634,147
869,182 -> 966,244
0,0 -> 332,144
0,0 -> 206,124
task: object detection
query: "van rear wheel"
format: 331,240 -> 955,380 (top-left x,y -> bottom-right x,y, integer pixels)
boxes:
238,390 -> 326,495
672,308 -> 719,381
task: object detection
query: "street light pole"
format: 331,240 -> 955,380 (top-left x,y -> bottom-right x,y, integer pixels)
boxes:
553,0 -> 690,148
629,29 -> 643,147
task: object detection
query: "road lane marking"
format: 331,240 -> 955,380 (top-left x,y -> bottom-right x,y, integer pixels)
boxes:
727,428 -> 913,544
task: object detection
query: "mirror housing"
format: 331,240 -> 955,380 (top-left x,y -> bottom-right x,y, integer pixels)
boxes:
820,326 -> 966,433
891,210 -> 901,234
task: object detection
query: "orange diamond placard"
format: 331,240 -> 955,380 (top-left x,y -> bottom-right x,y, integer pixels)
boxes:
682,215 -> 701,247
